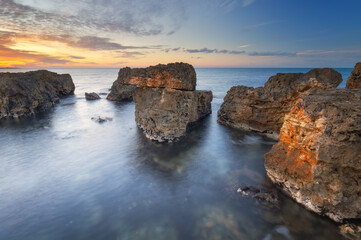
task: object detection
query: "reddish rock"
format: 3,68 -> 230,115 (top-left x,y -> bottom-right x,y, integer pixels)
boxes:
264,89 -> 361,222
134,87 -> 212,142
218,68 -> 342,138
116,62 -> 196,91
0,70 -> 75,119
346,62 -> 361,89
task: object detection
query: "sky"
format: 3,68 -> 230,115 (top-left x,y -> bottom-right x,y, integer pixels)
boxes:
0,0 -> 361,68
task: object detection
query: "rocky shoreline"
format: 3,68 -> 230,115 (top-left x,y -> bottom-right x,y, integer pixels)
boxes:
0,70 -> 75,119
1,62 -> 360,228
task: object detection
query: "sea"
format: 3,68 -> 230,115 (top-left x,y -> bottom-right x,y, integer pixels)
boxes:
0,68 -> 353,240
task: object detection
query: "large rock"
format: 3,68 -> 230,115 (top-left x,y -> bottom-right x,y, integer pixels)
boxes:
116,62 -> 196,91
0,70 -> 75,119
346,62 -> 361,89
218,68 -> 342,138
264,89 -> 361,222
107,80 -> 136,102
134,87 -> 212,142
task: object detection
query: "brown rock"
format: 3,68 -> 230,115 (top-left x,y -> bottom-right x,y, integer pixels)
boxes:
134,87 -> 212,142
116,62 -> 196,91
218,68 -> 342,138
346,62 -> 361,89
85,92 -> 101,100
0,70 -> 75,119
107,80 -> 136,102
264,89 -> 361,222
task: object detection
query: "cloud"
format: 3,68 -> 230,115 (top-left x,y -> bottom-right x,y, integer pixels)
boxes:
167,47 -> 246,55
242,0 -> 256,7
297,49 -> 361,55
241,20 -> 281,32
1,0 -> 188,36
248,51 -> 297,57
239,45 -> 249,48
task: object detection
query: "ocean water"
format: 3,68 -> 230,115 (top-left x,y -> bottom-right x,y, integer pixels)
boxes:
0,68 -> 353,240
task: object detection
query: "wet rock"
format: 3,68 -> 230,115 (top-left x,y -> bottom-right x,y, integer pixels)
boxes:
115,62 -> 196,91
237,185 -> 279,207
85,92 -> 101,100
134,87 -> 212,142
218,68 -> 342,138
91,116 -> 112,123
0,70 -> 75,119
265,89 -> 361,222
346,62 -> 361,89
339,222 -> 361,240
107,81 -> 136,102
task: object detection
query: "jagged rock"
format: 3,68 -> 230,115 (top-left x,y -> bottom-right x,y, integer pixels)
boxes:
339,222 -> 361,240
115,62 -> 196,91
0,70 -> 75,119
85,92 -> 101,100
218,68 -> 342,138
134,87 -> 212,142
107,81 -> 136,102
264,89 -> 361,222
91,116 -> 112,123
346,62 -> 361,89
237,185 -> 279,207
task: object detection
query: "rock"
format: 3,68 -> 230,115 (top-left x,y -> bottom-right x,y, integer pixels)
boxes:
339,222 -> 361,240
91,116 -> 112,123
107,81 -> 136,102
237,185 -> 279,207
218,68 -> 342,138
346,62 -> 361,89
116,62 -> 196,91
85,92 -> 101,100
134,87 -> 212,142
0,70 -> 75,119
264,89 -> 361,222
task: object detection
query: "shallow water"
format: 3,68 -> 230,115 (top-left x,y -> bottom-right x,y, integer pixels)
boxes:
0,68 -> 353,240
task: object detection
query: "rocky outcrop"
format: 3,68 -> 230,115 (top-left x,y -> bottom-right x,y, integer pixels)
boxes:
218,68 -> 342,138
115,62 -> 196,91
107,80 -> 136,101
264,89 -> 361,222
346,62 -> 361,89
134,87 -> 212,142
85,92 -> 101,100
0,70 -> 75,119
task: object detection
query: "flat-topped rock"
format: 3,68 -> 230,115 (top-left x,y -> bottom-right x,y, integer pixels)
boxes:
346,62 -> 361,89
0,70 -> 75,119
134,87 -> 212,142
117,62 -> 196,91
264,89 -> 361,222
218,68 -> 342,137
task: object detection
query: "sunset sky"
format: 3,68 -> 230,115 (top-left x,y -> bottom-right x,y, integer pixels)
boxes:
1,0 -> 361,68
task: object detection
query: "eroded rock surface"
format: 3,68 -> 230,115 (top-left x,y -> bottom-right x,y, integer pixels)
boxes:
107,80 -> 136,102
0,70 -> 75,119
264,89 -> 361,222
134,87 -> 212,142
218,68 -> 342,137
116,62 -> 196,91
346,62 -> 361,89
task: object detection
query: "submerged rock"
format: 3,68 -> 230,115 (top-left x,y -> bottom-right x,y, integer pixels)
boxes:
107,80 -> 136,102
0,70 -> 75,119
237,185 -> 279,207
91,116 -> 112,123
218,68 -> 342,138
346,62 -> 361,89
134,87 -> 212,142
115,62 -> 196,91
85,92 -> 101,100
264,89 -> 361,222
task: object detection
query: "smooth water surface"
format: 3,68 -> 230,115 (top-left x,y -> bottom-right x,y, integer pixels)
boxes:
0,68 -> 353,240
